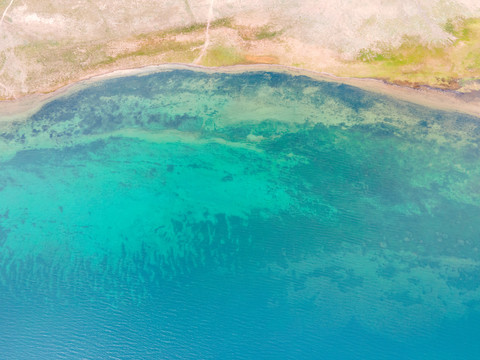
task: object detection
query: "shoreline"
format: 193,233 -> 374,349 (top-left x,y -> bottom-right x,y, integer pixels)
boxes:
1,63 -> 480,122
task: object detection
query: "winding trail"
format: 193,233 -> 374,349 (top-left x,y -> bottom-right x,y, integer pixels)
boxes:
194,0 -> 214,64
0,0 -> 15,27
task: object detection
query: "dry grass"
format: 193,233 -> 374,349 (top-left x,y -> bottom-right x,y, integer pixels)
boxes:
341,18 -> 480,89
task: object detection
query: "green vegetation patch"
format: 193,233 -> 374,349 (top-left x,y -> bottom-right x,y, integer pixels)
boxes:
202,45 -> 246,67
255,25 -> 282,40
165,22 -> 206,36
17,40 -> 110,69
358,36 -> 446,65
351,18 -> 480,89
211,17 -> 234,29
133,40 -> 199,57
159,17 -> 232,37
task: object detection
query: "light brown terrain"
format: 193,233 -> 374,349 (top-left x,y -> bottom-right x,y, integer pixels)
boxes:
0,0 -> 480,105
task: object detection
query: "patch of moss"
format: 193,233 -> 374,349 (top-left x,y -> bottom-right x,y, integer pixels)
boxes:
135,22 -> 204,40
211,17 -> 233,28
255,26 -> 282,40
202,45 -> 245,66
17,40 -> 110,70
94,39 -> 202,68
358,48 -> 381,62
159,17 -> 232,37
164,49 -> 198,63
166,22 -> 206,35
136,40 -> 197,56
443,19 -> 456,35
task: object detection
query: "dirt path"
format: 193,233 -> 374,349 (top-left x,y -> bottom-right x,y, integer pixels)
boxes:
194,0 -> 214,64
0,0 -> 15,27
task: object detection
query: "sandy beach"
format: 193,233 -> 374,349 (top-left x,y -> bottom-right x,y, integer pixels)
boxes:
1,63 -> 479,124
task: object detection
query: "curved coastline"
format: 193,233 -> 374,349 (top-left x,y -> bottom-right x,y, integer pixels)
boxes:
0,63 -> 480,123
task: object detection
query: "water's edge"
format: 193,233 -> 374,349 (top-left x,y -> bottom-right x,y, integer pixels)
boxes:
1,63 -> 479,123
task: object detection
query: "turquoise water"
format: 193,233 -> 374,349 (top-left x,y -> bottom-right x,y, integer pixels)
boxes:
0,69 -> 480,358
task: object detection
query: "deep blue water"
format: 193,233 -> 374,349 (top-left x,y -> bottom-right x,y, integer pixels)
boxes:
0,70 -> 480,359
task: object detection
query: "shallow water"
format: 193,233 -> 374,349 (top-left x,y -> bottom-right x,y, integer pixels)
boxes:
1,70 -> 480,359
